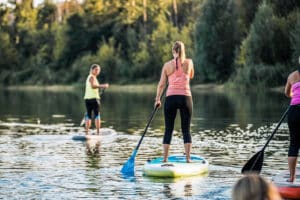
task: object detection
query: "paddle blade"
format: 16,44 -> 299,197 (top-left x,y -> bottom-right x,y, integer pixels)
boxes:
121,150 -> 137,176
80,118 -> 85,126
241,150 -> 264,174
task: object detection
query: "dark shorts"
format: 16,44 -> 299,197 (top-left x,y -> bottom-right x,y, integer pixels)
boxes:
85,99 -> 100,120
163,95 -> 193,144
288,105 -> 300,156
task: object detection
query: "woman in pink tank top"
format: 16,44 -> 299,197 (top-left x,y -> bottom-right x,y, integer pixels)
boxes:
284,57 -> 300,182
155,41 -> 194,163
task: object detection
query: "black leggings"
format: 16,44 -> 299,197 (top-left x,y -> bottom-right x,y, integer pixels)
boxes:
163,95 -> 193,144
85,99 -> 100,119
288,105 -> 300,156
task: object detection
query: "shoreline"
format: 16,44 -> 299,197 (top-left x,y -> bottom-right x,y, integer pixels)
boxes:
2,84 -> 284,93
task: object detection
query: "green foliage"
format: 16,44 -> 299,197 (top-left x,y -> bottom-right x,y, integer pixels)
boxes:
231,2 -> 296,88
53,24 -> 66,63
244,2 -> 276,65
230,63 -> 288,87
1,0 -> 300,87
291,17 -> 300,66
0,31 -> 20,84
267,0 -> 300,17
237,0 -> 262,32
131,41 -> 151,80
61,13 -> 88,66
70,38 -> 123,84
36,2 -> 56,29
195,0 -> 240,82
14,0 -> 37,31
70,53 -> 98,84
95,38 -> 123,82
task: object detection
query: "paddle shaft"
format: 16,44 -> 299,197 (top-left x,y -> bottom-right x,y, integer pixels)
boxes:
241,105 -> 291,173
133,85 -> 168,151
261,105 -> 291,152
134,84 -> 168,152
121,85 -> 167,175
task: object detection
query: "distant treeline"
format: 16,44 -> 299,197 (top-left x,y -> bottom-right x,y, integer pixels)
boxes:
1,0 -> 300,87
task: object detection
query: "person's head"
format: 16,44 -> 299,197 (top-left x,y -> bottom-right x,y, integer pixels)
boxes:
172,41 -> 186,63
232,174 -> 281,200
90,64 -> 101,76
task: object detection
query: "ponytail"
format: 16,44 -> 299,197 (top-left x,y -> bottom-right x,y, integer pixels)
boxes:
172,41 -> 186,64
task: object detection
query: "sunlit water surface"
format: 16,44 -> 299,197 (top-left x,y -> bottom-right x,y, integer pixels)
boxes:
0,88 -> 292,199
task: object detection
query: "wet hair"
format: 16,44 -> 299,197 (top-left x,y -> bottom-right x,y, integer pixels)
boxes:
172,41 -> 186,70
89,64 -> 100,74
232,174 -> 270,200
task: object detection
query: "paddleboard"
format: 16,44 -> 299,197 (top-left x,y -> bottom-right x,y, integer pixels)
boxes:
273,168 -> 300,199
72,135 -> 101,141
143,155 -> 209,178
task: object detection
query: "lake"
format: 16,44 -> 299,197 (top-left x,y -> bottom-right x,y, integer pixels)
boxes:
0,86 -> 292,199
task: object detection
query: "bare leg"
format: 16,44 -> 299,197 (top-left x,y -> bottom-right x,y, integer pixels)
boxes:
288,156 -> 297,182
163,144 -> 170,162
95,118 -> 101,135
85,119 -> 91,135
184,143 -> 192,163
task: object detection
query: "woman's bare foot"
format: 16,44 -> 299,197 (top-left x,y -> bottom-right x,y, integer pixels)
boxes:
287,176 -> 295,182
186,159 -> 192,163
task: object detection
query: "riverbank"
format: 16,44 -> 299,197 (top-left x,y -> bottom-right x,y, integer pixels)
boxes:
2,83 -> 284,93
4,85 -> 75,92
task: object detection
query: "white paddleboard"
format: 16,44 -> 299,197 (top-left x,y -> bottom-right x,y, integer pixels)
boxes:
143,155 -> 209,178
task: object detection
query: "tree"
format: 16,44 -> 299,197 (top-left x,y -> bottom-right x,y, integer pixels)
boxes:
267,0 -> 300,17
236,0 -> 262,32
0,31 -> 20,84
36,1 -> 57,29
14,0 -> 37,31
291,18 -> 300,66
195,0 -> 240,82
60,13 -> 88,67
244,2 -> 276,65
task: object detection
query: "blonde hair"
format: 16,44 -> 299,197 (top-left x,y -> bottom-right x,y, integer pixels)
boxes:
232,174 -> 270,200
89,64 -> 100,74
172,41 -> 186,64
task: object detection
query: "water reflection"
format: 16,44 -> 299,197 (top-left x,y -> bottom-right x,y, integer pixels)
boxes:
0,87 -> 290,132
85,139 -> 101,156
145,175 -> 208,198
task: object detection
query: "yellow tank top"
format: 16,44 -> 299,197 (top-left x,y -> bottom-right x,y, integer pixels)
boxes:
84,74 -> 100,99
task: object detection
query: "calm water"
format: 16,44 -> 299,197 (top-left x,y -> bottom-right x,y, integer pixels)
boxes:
0,87 -> 292,199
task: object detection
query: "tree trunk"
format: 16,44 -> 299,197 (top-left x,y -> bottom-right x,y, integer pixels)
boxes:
173,0 -> 178,27
143,0 -> 147,35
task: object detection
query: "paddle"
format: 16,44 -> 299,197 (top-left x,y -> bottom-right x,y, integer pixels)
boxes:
80,89 -> 105,126
121,104 -> 159,176
241,106 -> 291,174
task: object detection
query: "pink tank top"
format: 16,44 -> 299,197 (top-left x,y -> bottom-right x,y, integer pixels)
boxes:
291,82 -> 300,105
166,59 -> 191,97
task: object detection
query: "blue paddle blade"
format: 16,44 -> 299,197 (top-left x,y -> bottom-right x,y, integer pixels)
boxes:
121,150 -> 137,176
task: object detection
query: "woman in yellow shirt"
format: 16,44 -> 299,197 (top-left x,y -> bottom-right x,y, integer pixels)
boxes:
84,64 -> 109,135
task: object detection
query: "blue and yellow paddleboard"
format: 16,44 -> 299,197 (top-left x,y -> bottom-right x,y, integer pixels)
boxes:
143,155 -> 209,178
72,135 -> 101,141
